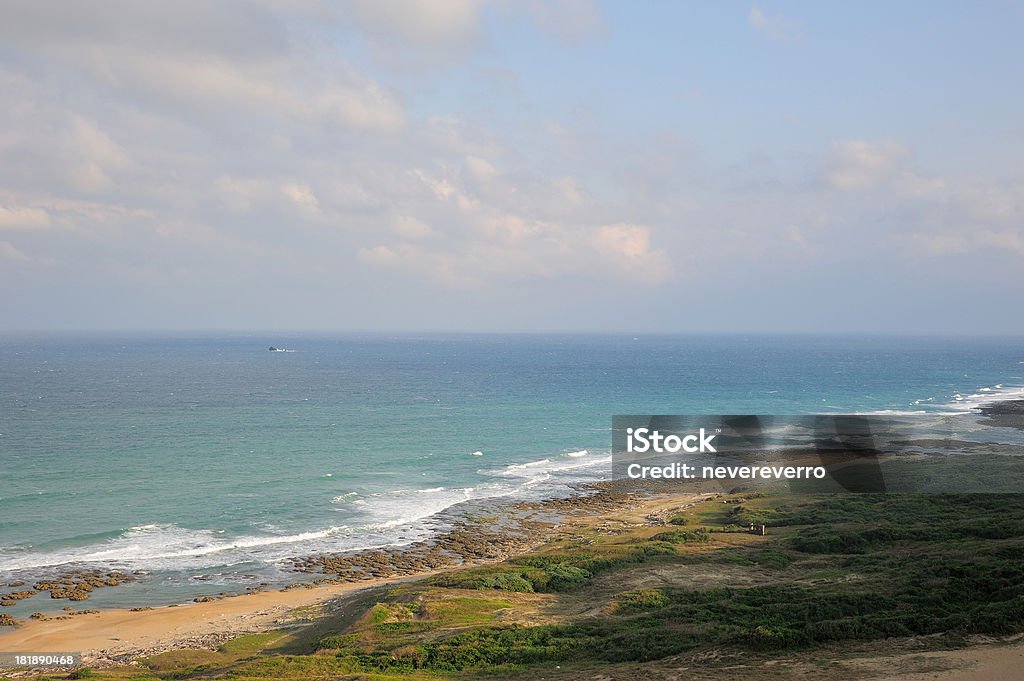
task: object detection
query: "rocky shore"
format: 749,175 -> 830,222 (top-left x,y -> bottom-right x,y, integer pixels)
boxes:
287,483 -> 634,584
0,484 -> 638,645
0,571 -> 135,625
977,398 -> 1024,416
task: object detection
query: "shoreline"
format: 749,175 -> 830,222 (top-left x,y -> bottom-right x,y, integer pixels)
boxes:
0,484 -> 641,665
2,488 -> 1023,680
0,574 -> 410,663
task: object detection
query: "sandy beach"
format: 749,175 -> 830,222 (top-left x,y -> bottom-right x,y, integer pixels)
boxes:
0,576 -> 401,662
3,490 -> 1023,681
0,485 -> 637,665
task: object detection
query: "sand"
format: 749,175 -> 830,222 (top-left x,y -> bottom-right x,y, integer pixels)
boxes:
852,637 -> 1024,681
3,491 -> 1022,679
0,576 -> 404,662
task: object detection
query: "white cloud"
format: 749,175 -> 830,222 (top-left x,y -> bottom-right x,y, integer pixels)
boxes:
215,176 -> 271,213
99,52 -> 406,133
0,240 -> 30,261
906,232 -> 969,256
357,168 -> 674,288
591,223 -> 673,285
344,0 -> 486,49
525,0 -> 605,45
977,229 -> 1024,256
281,182 -> 321,216
393,215 -> 435,239
0,4 -> 406,135
0,204 -> 51,230
748,4 -> 800,42
464,155 -> 498,185
551,176 -> 584,205
358,242 -> 468,286
826,140 -> 909,192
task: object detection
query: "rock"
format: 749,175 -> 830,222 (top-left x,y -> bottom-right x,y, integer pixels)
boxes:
1,589 -> 37,601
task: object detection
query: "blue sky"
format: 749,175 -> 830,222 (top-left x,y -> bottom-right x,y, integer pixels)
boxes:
1,1 -> 1023,333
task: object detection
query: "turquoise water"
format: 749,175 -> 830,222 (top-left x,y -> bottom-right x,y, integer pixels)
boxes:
1,333 -> 1023,608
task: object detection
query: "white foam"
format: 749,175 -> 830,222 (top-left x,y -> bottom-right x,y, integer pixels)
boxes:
353,486 -> 484,530
0,523 -> 354,572
935,384 -> 1024,413
1,449 -> 615,576
489,453 -> 612,482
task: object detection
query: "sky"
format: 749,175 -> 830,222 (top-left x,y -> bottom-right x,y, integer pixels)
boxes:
1,1 -> 1023,334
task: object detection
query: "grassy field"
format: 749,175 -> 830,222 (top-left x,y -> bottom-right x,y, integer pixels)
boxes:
14,492 -> 1024,681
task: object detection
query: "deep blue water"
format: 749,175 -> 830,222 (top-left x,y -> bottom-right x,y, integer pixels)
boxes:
1,333 -> 1022,609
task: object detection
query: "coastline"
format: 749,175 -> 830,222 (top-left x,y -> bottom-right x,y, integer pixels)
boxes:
2,487 -> 1024,680
0,484 -> 640,665
0,576 -> 403,662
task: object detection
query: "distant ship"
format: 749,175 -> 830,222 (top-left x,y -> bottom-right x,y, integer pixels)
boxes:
268,346 -> 294,352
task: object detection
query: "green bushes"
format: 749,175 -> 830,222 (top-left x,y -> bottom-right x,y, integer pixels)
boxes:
649,527 -> 711,544
432,563 -> 588,593
316,494 -> 1024,674
316,633 -> 359,651
435,546 -> 681,594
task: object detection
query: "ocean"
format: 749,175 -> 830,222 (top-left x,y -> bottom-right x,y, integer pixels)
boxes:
1,333 -> 1023,612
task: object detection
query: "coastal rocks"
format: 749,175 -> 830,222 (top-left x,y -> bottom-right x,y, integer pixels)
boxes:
2,589 -> 38,600
1,588 -> 38,606
978,399 -> 1024,416
0,613 -> 18,626
33,570 -> 134,602
288,484 -> 632,583
21,609 -> 100,622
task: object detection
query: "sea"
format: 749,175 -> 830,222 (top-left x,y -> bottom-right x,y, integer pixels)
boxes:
1,333 -> 1023,613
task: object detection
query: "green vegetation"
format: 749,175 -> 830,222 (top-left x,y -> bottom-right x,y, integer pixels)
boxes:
40,493 -> 1024,680
430,543 -> 678,594
648,527 -> 710,544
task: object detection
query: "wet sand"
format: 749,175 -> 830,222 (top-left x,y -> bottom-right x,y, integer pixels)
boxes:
0,574 -> 411,662
0,485 -> 640,664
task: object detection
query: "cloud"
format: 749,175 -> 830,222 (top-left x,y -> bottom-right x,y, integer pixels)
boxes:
393,215 -> 435,239
0,3 -> 405,134
356,167 -> 675,288
281,182 -> 321,216
825,140 -> 910,192
338,0 -> 605,68
464,155 -> 498,185
1,2 -> 1021,332
344,0 -> 486,48
978,229 -> 1024,255
90,51 -> 405,133
340,0 -> 488,68
0,204 -> 51,230
0,240 -> 31,261
525,0 -> 605,45
591,223 -> 673,285
748,4 -> 801,42
358,242 -> 468,287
